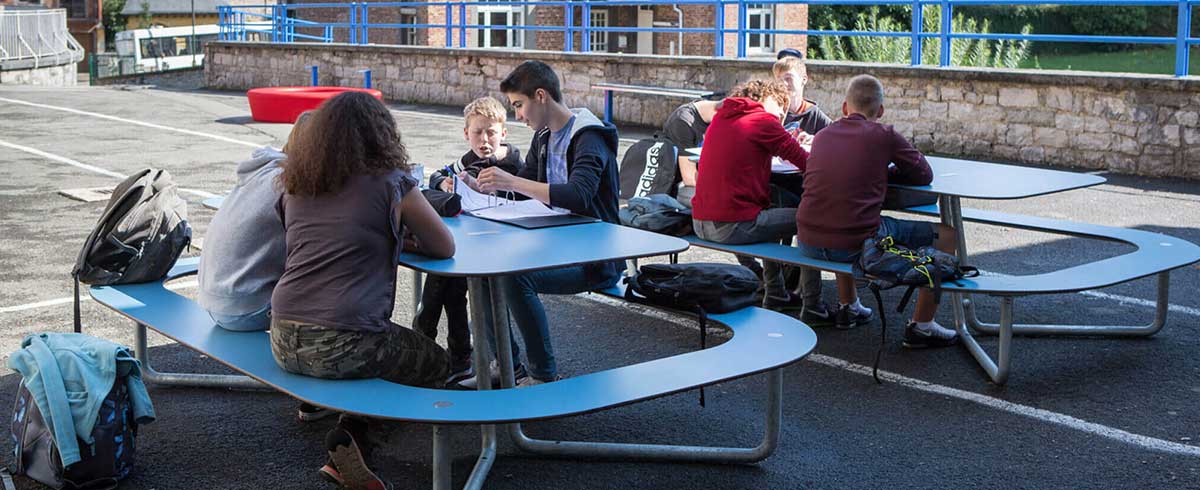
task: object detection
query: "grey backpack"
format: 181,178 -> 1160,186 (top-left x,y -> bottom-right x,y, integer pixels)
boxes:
618,194 -> 693,237
71,169 -> 191,332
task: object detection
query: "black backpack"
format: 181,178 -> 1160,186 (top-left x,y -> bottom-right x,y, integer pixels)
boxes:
618,194 -> 693,237
10,362 -> 139,489
623,263 -> 760,405
71,169 -> 191,333
619,136 -> 680,200
854,235 -> 977,382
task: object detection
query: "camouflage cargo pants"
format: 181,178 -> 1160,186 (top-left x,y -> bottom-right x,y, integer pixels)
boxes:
270,318 -> 450,388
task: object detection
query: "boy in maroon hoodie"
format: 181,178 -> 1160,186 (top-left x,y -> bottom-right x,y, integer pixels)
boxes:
691,79 -> 812,311
796,75 -> 959,347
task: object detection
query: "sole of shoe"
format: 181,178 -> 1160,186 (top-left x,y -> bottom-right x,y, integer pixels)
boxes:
298,408 -> 337,423
445,367 -> 474,386
328,440 -> 391,490
318,464 -> 342,487
901,337 -> 959,349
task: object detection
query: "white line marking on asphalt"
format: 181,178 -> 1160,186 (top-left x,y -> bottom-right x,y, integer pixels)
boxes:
0,281 -> 197,314
580,293 -> 1200,458
0,96 -> 262,148
0,139 -> 216,198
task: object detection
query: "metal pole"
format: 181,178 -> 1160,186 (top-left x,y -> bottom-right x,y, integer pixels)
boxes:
459,3 -> 467,47
190,0 -> 196,67
604,89 -> 613,123
910,0 -> 922,66
1177,0 -> 1191,76
581,2 -> 590,53
445,4 -> 453,48
714,0 -> 724,57
564,2 -> 573,52
736,0 -> 746,58
939,0 -> 951,67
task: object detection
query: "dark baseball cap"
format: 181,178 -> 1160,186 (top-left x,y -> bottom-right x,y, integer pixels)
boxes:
776,48 -> 804,60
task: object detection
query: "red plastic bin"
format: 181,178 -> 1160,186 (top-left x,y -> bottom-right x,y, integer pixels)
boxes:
247,86 -> 384,123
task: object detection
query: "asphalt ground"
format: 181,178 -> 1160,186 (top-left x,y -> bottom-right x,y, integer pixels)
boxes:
0,85 -> 1198,489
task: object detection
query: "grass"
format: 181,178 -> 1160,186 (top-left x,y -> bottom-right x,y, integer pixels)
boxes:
1019,47 -> 1200,76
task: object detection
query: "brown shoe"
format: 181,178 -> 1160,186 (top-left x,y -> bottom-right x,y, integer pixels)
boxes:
324,428 -> 392,490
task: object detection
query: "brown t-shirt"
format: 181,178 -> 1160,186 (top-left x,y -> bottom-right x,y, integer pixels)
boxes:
271,169 -> 418,332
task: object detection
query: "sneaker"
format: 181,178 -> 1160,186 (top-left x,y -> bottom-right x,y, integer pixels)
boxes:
516,374 -> 561,388
834,303 -> 873,330
762,292 -> 805,312
455,361 -> 528,389
324,428 -> 391,490
902,321 -> 959,349
799,302 -> 836,327
298,402 -> 336,422
445,354 -> 473,386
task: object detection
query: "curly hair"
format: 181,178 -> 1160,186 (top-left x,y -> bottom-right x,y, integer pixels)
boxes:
730,79 -> 790,110
280,91 -> 410,196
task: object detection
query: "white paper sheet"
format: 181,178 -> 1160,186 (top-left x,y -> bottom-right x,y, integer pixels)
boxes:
470,199 -> 568,220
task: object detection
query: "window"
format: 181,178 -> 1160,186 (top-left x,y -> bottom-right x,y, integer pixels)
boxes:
589,9 -> 607,52
62,0 -> 88,19
746,4 -> 774,53
397,13 -> 418,45
476,0 -> 524,49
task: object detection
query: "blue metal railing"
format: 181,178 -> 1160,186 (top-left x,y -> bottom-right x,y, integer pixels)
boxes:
217,0 -> 1200,76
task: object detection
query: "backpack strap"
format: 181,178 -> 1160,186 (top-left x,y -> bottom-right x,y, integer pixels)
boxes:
73,276 -> 82,333
869,283 -> 886,385
895,285 -> 918,314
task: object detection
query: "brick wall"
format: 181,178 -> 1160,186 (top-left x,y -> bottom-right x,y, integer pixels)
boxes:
205,42 -> 1200,179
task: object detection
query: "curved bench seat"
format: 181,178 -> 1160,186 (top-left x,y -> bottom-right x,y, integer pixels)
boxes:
90,257 -> 817,425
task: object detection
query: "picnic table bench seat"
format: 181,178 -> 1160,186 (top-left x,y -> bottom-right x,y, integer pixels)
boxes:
664,205 -> 1200,384
89,256 -> 818,488
90,257 -> 816,423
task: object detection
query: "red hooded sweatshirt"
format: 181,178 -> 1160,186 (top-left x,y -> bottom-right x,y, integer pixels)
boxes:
691,97 -> 809,222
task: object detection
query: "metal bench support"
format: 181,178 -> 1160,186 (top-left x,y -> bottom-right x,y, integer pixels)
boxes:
133,321 -> 264,389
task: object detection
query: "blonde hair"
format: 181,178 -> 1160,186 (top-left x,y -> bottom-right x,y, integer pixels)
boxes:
846,74 -> 885,118
463,96 -> 507,126
771,56 -> 807,78
730,79 -> 790,110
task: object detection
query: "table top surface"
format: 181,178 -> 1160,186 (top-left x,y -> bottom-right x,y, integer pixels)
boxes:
895,156 -> 1106,200
397,215 -> 689,277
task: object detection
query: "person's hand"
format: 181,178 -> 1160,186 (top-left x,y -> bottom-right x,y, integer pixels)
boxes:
476,167 -> 518,194
439,178 -> 454,193
457,171 -> 483,193
402,231 -> 421,253
793,130 -> 814,146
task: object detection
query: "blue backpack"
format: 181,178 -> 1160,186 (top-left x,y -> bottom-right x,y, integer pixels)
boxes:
10,371 -> 139,489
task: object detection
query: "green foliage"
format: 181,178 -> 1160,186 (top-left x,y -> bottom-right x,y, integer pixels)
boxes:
137,1 -> 153,29
813,6 -> 1032,69
101,0 -> 127,49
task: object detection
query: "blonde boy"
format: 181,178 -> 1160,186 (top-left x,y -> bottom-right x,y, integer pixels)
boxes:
417,96 -> 524,385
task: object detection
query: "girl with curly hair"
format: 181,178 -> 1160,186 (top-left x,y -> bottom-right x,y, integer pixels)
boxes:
269,91 -> 454,490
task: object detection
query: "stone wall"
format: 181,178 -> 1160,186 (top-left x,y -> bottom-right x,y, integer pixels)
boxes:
92,66 -> 204,89
0,62 -> 77,86
205,42 -> 1200,179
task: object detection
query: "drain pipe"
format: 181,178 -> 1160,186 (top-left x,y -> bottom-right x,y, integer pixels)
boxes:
673,4 -> 684,56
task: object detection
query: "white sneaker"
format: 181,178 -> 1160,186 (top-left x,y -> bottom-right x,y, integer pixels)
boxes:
455,361 -> 527,389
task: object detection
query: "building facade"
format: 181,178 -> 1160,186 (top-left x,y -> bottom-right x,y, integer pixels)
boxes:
281,0 -> 807,57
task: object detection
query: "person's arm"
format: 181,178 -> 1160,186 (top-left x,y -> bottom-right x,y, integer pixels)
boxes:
888,127 -> 933,186
677,157 -> 697,186
752,114 -> 809,171
429,168 -> 450,193
477,167 -> 551,203
396,189 -> 455,259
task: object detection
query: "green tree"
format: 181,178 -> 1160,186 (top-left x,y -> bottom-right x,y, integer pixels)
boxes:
137,1 -> 153,29
101,0 -> 127,49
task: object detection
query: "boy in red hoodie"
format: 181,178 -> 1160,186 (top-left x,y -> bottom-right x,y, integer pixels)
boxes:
691,79 -> 811,310
796,75 -> 959,346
